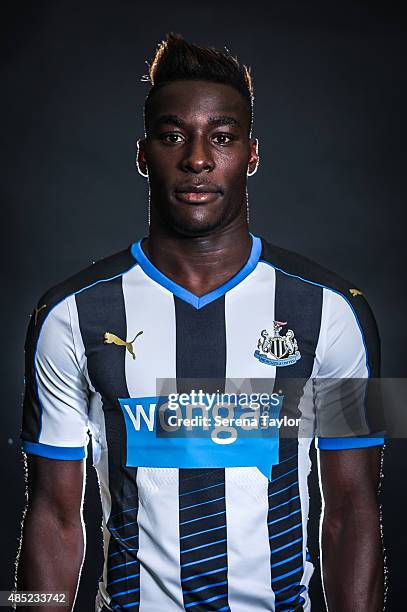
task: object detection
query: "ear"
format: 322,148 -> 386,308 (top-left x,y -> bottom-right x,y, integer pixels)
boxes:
247,138 -> 259,177
136,138 -> 148,177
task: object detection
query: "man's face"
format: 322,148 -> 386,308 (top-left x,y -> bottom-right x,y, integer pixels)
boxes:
138,80 -> 258,236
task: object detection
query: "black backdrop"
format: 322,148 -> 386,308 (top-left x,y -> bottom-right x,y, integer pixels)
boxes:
2,1 -> 406,610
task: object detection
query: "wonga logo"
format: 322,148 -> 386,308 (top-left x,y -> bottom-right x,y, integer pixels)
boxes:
118,394 -> 284,481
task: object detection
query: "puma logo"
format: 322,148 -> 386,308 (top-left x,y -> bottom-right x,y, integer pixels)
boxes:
349,289 -> 363,297
34,304 -> 47,325
104,331 -> 143,360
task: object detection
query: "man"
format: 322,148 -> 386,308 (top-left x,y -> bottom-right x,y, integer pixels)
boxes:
17,33 -> 384,611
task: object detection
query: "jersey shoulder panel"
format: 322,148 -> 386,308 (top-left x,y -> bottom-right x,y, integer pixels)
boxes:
21,245 -> 138,455
260,236 -> 357,293
24,244 -> 137,401
30,245 -> 136,334
259,236 -> 381,376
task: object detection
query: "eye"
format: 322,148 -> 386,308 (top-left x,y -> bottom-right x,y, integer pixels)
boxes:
212,133 -> 235,145
160,133 -> 185,144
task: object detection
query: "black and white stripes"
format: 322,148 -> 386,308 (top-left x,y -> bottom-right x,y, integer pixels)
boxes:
20,233 -> 382,611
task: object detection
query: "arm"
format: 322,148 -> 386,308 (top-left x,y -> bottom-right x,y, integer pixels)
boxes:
16,454 -> 86,612
318,445 -> 384,612
17,295 -> 90,610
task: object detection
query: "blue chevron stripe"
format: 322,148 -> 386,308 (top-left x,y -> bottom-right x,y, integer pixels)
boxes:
274,581 -> 301,595
270,466 -> 298,484
179,482 -> 224,497
108,547 -> 138,558
180,496 -> 225,511
268,481 -> 299,498
181,566 -> 228,583
273,565 -> 303,583
268,508 -> 302,526
114,587 -> 140,598
109,572 -> 140,586
269,494 -> 300,511
181,552 -> 227,569
276,585 -> 306,605
109,506 -> 138,519
277,453 -> 298,465
180,510 -> 226,526
110,520 -> 138,530
109,559 -> 139,572
272,551 -> 303,569
273,537 -> 303,554
184,593 -> 228,608
269,522 -> 302,541
182,538 -> 227,555
181,524 -> 227,540
183,580 -> 228,595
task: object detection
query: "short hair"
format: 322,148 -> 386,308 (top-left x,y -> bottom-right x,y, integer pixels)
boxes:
143,32 -> 254,134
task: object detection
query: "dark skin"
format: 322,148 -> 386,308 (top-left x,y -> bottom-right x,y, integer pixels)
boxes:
319,447 -> 384,612
17,456 -> 85,612
18,80 -> 384,612
137,80 -> 258,296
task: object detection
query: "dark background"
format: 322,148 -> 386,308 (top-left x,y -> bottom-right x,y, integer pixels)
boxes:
1,1 -> 405,610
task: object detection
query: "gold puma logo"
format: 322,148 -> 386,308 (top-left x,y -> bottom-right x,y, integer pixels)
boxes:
34,304 -> 47,325
104,331 -> 143,360
349,289 -> 363,297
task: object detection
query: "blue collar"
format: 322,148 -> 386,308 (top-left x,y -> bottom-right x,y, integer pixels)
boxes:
131,232 -> 262,309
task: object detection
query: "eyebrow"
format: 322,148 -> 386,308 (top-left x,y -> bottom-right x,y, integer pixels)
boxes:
156,115 -> 185,128
208,116 -> 241,128
155,114 -> 241,129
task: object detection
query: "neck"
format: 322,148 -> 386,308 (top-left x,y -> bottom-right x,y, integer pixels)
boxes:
141,219 -> 252,298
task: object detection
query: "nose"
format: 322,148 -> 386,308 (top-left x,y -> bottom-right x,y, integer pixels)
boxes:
180,136 -> 214,173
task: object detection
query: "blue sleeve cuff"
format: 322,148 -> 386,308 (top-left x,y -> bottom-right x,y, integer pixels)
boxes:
21,440 -> 87,460
316,436 -> 385,450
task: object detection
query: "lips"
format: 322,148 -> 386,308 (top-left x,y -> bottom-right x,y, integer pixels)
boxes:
174,184 -> 223,204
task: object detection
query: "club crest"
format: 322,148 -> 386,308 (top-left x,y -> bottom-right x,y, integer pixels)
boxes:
254,321 -> 301,367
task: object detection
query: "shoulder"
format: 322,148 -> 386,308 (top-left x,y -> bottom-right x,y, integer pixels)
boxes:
259,235 -> 377,315
260,236 -> 359,296
26,244 -> 137,344
37,245 -> 136,312
258,235 -> 381,372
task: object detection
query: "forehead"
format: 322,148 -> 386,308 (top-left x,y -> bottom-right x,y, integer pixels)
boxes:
146,80 -> 250,128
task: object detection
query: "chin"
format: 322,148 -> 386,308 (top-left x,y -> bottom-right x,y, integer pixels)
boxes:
152,195 -> 239,237
169,214 -> 224,237
158,204 -> 224,237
